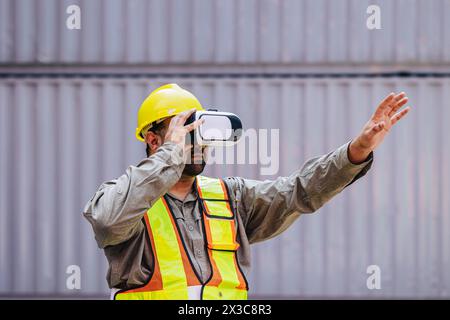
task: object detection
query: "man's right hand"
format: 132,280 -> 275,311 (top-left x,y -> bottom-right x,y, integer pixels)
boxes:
164,109 -> 204,151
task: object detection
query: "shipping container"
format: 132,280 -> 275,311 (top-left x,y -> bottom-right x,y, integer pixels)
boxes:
1,0 -> 449,65
1,77 -> 449,298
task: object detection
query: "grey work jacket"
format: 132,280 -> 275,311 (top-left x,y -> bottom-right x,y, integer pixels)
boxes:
83,141 -> 373,291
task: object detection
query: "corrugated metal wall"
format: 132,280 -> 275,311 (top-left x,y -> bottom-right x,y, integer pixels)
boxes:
1,0 -> 450,299
1,78 -> 449,298
1,0 -> 450,64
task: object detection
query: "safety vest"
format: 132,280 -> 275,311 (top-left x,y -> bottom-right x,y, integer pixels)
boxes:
114,176 -> 248,300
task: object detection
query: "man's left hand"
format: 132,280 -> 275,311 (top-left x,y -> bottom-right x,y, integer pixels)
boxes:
349,92 -> 411,164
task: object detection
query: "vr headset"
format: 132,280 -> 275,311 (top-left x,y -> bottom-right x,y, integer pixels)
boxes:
185,109 -> 243,146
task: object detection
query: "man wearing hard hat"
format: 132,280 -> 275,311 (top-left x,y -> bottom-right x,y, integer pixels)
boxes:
83,83 -> 410,300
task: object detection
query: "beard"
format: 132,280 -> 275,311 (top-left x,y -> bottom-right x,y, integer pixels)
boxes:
182,163 -> 206,176
182,145 -> 207,176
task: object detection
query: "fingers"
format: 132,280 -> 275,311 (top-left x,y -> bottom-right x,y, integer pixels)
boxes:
393,92 -> 406,102
184,118 -> 204,132
374,92 -> 395,118
374,91 -> 410,119
390,106 -> 411,126
172,109 -> 197,126
388,96 -> 408,117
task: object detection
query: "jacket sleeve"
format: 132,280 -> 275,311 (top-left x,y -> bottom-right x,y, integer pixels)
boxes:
83,142 -> 185,248
225,141 -> 373,244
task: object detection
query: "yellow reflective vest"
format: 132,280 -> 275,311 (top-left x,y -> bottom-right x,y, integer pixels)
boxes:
114,176 -> 248,300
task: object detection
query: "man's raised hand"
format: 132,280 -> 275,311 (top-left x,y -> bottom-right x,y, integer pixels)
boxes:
348,92 -> 411,164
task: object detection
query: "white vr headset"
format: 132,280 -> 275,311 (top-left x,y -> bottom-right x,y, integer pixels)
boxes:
185,109 -> 243,146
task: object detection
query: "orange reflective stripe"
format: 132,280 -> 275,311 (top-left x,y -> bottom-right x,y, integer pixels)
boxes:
197,176 -> 248,297
203,200 -> 234,219
145,199 -> 187,293
205,247 -> 222,287
160,199 -> 200,287
196,175 -> 229,200
115,198 -> 199,300
204,216 -> 240,251
233,254 -> 247,290
116,213 -> 163,298
197,177 -> 234,219
219,180 -> 230,200
116,176 -> 247,300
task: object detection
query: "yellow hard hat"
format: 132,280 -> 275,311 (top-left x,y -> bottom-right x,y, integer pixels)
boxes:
136,83 -> 205,142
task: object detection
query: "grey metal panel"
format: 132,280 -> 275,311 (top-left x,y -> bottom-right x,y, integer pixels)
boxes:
2,0 -> 450,64
280,0 -> 304,63
192,0 -> 214,63
35,83 -> 56,293
1,77 -> 449,298
77,81 -> 112,294
0,83 -> 11,292
0,0 -> 13,62
81,0 -> 102,62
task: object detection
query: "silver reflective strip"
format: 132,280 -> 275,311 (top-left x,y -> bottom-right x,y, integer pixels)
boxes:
110,286 -> 202,300
187,285 -> 202,300
110,288 -> 120,300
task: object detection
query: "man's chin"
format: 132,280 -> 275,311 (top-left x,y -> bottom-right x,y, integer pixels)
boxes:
182,163 -> 206,177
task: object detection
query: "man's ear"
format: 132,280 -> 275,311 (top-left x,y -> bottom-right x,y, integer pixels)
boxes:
145,131 -> 163,154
